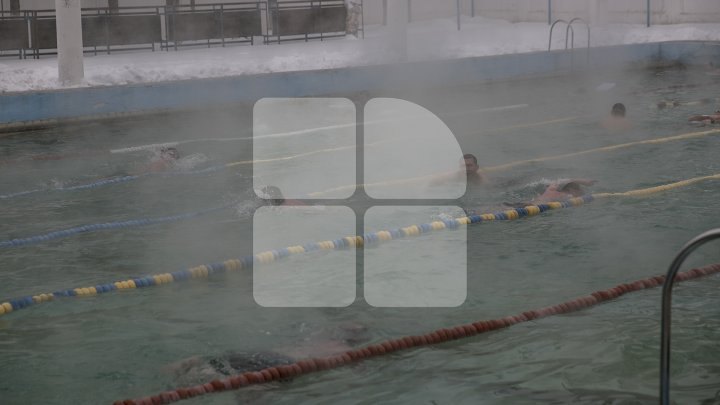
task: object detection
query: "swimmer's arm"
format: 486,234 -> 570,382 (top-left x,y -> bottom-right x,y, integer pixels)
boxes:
568,179 -> 597,186
161,355 -> 205,376
427,171 -> 459,186
688,115 -> 711,122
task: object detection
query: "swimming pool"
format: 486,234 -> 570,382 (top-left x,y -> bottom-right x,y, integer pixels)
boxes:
1,57 -> 720,404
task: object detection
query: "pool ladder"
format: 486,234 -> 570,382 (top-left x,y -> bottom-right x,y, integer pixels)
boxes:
548,17 -> 590,68
660,228 -> 720,405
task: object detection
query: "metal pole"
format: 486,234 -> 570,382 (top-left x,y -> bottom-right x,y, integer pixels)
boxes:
382,0 -> 387,25
660,229 -> 720,405
471,0 -> 475,18
407,0 -> 411,23
646,0 -> 650,27
548,0 -> 551,25
361,0 -> 365,39
456,0 -> 460,30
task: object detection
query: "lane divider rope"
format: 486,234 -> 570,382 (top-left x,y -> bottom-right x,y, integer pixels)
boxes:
106,104 -> 534,154
2,171 -> 719,316
0,139 -> 396,201
0,196 -> 592,316
308,127 -> 720,197
0,109 -> 566,168
0,203 -> 234,249
113,262 -> 720,405
0,112 -> 588,200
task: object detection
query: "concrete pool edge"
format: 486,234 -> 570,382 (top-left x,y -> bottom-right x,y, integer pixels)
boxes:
1,40 -> 719,132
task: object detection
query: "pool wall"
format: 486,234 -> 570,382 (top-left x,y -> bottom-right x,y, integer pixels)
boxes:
1,41 -> 719,131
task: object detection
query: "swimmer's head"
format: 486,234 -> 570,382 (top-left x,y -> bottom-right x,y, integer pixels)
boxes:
611,103 -> 626,118
258,185 -> 286,206
461,153 -> 479,174
160,147 -> 180,161
329,322 -> 371,347
558,181 -> 584,197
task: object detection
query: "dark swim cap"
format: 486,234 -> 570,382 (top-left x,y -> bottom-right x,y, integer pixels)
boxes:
161,147 -> 180,159
260,186 -> 286,206
611,103 -> 626,117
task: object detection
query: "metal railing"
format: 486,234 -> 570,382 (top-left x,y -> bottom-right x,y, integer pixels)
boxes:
0,10 -> 29,59
1,1 -> 362,59
163,2 -> 263,50
660,228 -> 720,405
548,17 -> 590,67
547,0 -> 651,27
385,0 -> 461,31
267,0 -> 349,43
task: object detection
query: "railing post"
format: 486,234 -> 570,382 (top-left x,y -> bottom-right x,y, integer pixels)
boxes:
382,0 -> 387,25
548,0 -> 552,25
219,4 -> 225,47
361,0 -> 365,39
407,0 -> 411,23
646,0 -> 650,27
471,0 -> 475,18
456,0 -> 460,30
660,229 -> 720,405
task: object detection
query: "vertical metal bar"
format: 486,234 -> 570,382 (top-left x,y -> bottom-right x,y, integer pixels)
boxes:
548,0 -> 551,25
646,0 -> 650,27
172,6 -> 177,51
471,0 -> 475,18
105,12 -> 110,55
660,229 -> 720,405
456,0 -> 460,30
361,0 -> 365,39
220,4 -> 225,47
407,0 -> 411,23
382,0 -> 387,26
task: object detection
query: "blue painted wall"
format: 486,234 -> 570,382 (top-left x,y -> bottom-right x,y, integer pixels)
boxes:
1,41 -> 718,127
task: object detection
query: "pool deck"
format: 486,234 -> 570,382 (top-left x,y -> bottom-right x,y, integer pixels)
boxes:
1,41 -> 719,132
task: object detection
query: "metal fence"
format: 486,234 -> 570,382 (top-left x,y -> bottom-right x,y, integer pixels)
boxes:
269,0 -> 348,43
378,0 -> 655,28
0,1 -> 361,59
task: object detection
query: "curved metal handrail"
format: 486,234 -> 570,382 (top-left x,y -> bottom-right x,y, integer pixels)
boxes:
566,17 -> 590,50
660,228 -> 720,405
548,18 -> 572,51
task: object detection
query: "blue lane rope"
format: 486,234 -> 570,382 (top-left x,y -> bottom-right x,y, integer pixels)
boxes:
0,189 -> 46,200
0,165 -> 228,201
0,196 -> 591,317
0,202 -> 235,249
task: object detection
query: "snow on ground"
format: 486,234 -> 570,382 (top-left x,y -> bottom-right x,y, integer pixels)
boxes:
1,16 -> 720,93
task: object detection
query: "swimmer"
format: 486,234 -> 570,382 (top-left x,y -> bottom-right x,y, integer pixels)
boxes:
601,103 -> 632,131
534,179 -> 596,203
502,179 -> 596,208
688,111 -> 720,125
147,147 -> 180,172
461,154 -> 485,186
430,153 -> 486,187
657,98 -> 714,109
257,185 -> 306,206
164,322 -> 369,385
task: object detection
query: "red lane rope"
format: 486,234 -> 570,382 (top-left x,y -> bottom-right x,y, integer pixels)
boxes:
114,263 -> 720,405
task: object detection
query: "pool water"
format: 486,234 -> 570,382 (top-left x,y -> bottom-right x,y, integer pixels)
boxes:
1,64 -> 720,404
